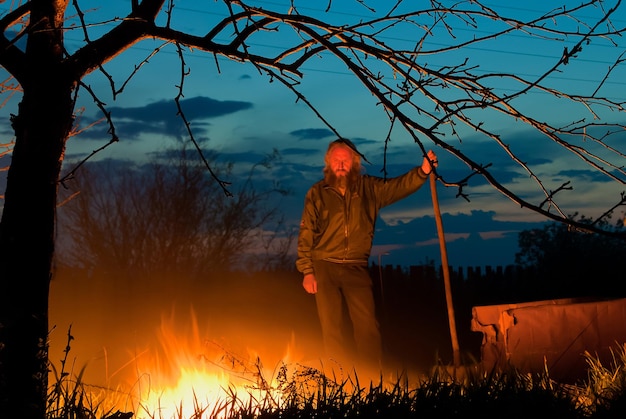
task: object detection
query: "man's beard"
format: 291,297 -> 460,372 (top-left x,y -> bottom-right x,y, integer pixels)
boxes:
325,167 -> 360,189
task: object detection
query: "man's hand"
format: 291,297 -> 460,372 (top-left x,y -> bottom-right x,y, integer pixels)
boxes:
421,150 -> 438,175
302,273 -> 318,294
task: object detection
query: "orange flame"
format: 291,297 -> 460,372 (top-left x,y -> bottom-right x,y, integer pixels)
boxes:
127,308 -> 299,418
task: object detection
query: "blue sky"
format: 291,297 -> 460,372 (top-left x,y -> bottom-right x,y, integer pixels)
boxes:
2,0 -> 626,268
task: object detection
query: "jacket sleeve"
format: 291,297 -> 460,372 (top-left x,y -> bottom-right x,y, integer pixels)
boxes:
375,166 -> 429,208
295,188 -> 317,275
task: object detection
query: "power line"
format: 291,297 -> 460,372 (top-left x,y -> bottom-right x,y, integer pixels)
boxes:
165,2 -> 625,66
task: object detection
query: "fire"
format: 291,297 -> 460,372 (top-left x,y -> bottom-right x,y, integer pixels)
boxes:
128,308 -> 298,419
138,367 -> 231,418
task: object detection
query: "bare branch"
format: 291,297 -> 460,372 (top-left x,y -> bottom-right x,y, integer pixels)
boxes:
58,81 -> 119,185
592,51 -> 626,97
173,42 -> 232,197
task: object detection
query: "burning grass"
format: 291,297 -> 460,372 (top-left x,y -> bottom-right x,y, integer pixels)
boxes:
47,330 -> 626,419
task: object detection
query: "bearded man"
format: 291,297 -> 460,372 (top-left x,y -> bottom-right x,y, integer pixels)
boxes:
296,138 -> 438,373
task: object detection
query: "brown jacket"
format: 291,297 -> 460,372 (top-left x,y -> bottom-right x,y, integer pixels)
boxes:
296,167 -> 429,275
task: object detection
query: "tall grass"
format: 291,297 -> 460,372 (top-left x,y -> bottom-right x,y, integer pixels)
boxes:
47,326 -> 133,419
47,337 -> 626,419
577,346 -> 626,418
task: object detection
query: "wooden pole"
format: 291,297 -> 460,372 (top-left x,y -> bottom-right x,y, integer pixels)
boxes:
429,172 -> 461,371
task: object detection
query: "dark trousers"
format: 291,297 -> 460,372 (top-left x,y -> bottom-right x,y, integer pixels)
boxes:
313,259 -> 382,370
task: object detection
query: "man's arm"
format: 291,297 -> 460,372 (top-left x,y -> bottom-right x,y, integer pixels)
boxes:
296,188 -> 318,293
375,149 -> 438,207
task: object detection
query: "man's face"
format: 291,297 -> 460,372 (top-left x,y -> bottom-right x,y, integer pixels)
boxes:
329,146 -> 353,178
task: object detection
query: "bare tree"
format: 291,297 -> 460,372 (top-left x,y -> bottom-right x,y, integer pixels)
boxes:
57,147 -> 292,276
0,1 -> 625,417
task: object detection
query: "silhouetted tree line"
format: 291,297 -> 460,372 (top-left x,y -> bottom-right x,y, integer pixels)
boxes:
372,214 -> 625,305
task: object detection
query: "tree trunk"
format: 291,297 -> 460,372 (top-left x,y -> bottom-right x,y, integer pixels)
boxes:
0,2 -> 74,417
0,82 -> 74,419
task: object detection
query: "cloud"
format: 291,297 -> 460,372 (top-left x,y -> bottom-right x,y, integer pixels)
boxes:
289,128 -> 334,140
112,96 -> 252,122
350,137 -> 378,146
371,210 -> 547,267
214,151 -> 273,164
281,148 -> 321,156
557,169 -> 614,182
75,96 -> 253,140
